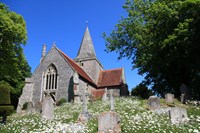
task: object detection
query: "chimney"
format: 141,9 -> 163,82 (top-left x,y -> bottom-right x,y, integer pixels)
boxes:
40,44 -> 46,62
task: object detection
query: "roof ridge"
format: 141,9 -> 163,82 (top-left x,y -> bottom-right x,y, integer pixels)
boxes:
55,47 -> 96,86
101,68 -> 122,72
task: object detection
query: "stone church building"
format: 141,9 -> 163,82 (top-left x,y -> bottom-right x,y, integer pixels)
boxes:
17,26 -> 128,112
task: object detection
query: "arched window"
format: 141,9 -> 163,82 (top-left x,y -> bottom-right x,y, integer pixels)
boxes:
44,65 -> 57,90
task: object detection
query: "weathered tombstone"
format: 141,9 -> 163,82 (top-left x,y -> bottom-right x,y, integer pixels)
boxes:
110,89 -> 115,111
78,87 -> 91,123
102,88 -> 108,102
180,83 -> 189,103
148,96 -> 160,110
98,111 -> 121,133
169,107 -> 188,124
42,93 -> 54,119
180,94 -> 185,103
165,93 -> 174,103
26,102 -> 35,114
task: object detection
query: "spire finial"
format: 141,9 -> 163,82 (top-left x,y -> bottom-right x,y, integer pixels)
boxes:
53,42 -> 56,46
85,20 -> 89,26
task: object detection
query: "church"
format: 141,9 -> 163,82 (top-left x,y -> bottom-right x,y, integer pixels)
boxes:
17,26 -> 128,112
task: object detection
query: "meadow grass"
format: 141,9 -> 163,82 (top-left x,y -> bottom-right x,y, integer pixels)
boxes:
0,97 -> 200,133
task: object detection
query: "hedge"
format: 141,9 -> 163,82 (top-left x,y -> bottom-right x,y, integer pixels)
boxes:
0,84 -> 11,105
0,106 -> 14,116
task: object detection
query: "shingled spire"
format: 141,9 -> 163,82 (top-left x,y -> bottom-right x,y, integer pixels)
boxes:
75,25 -> 96,61
74,25 -> 103,83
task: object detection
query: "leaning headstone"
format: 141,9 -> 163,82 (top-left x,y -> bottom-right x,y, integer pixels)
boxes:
148,96 -> 160,110
42,94 -> 54,119
165,93 -> 174,103
169,107 -> 188,124
98,111 -> 121,133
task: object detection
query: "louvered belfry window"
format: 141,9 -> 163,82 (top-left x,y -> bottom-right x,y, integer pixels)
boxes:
45,65 -> 57,90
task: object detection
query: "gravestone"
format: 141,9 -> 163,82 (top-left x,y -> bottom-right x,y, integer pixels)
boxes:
102,88 -> 108,102
42,93 -> 54,119
169,107 -> 188,124
78,87 -> 91,123
98,111 -> 121,133
110,89 -> 115,111
165,93 -> 174,103
180,83 -> 190,103
148,96 -> 160,110
180,94 -> 185,103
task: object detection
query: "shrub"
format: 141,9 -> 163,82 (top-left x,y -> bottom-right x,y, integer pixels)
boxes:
0,106 -> 14,115
56,98 -> 67,106
0,84 -> 11,105
0,83 -> 14,115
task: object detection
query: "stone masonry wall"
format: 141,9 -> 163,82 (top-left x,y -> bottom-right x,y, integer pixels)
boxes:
79,59 -> 103,83
32,46 -> 74,105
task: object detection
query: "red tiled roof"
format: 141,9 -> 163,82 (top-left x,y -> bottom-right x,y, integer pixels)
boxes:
97,68 -> 123,87
90,89 -> 105,99
57,48 -> 96,86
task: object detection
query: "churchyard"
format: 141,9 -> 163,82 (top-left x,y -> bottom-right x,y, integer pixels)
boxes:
0,96 -> 200,133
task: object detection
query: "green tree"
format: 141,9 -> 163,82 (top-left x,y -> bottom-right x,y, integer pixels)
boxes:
131,84 -> 153,99
103,0 -> 200,99
0,3 -> 31,108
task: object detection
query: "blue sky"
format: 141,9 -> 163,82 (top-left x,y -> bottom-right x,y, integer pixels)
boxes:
2,0 -> 144,90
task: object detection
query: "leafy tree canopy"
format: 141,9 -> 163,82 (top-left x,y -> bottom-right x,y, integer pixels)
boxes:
104,0 -> 200,99
131,84 -> 154,99
0,3 -> 31,108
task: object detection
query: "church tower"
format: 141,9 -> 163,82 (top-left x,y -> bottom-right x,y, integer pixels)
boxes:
74,26 -> 103,83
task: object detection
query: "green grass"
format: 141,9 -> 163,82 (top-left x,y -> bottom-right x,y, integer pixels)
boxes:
0,97 -> 200,133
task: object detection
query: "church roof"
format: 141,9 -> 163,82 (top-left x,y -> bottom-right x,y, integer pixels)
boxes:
56,47 -> 96,86
54,46 -> 125,89
97,68 -> 125,88
75,26 -> 96,61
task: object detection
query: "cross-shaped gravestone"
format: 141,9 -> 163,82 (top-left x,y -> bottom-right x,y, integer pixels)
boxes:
102,87 -> 108,102
110,89 -> 115,111
81,87 -> 88,113
78,87 -> 91,123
